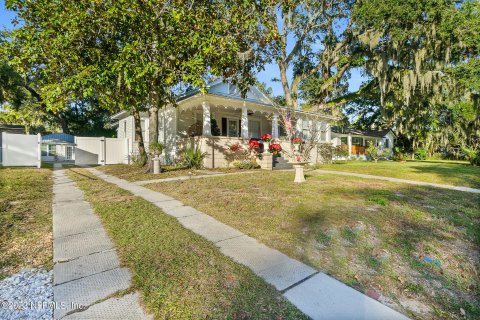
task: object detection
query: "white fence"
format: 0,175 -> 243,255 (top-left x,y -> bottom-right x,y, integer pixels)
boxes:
0,132 -> 41,168
75,136 -> 129,165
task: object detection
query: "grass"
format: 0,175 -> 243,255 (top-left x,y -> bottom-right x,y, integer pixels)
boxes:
67,168 -> 307,319
318,160 -> 480,188
97,164 -> 248,182
0,167 -> 53,279
147,171 -> 480,320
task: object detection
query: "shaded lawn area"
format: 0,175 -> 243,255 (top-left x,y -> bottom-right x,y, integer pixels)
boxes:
97,164 -> 248,182
147,171 -> 480,320
67,168 -> 306,320
0,168 -> 53,279
318,160 -> 480,188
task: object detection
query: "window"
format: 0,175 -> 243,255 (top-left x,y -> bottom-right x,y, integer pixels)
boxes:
385,139 -> 389,148
352,137 -> 363,146
41,145 -> 48,156
302,119 -> 310,139
66,146 -> 74,160
123,120 -> 127,138
340,137 -> 348,145
48,145 -> 56,156
248,119 -> 261,138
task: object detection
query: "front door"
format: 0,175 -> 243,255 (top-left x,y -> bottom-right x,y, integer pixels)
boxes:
228,119 -> 239,137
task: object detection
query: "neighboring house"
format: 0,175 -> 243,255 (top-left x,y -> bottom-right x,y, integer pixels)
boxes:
331,127 -> 395,159
0,124 -> 25,135
41,133 -> 76,162
112,81 -> 336,168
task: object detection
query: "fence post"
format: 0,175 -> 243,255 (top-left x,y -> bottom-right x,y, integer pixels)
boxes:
101,137 -> 106,165
37,133 -> 42,168
1,132 -> 6,166
125,138 -> 130,164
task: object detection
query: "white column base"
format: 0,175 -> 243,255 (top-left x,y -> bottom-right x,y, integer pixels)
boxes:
293,164 -> 306,183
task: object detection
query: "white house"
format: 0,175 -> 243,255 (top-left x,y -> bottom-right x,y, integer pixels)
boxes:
112,81 -> 393,167
331,127 -> 395,159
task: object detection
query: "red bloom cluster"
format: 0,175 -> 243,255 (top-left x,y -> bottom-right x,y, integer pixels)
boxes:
292,137 -> 303,144
248,139 -> 260,150
269,143 -> 282,154
229,142 -> 242,152
261,133 -> 272,142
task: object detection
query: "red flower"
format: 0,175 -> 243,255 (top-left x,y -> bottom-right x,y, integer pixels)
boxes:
248,139 -> 260,150
261,133 -> 272,142
292,137 -> 303,144
269,143 -> 282,154
229,142 -> 242,152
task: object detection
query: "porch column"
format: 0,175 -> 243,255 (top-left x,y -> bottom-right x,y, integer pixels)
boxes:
348,133 -> 352,157
202,101 -> 211,136
296,117 -> 303,137
326,122 -> 331,143
241,106 -> 249,138
272,113 -> 279,139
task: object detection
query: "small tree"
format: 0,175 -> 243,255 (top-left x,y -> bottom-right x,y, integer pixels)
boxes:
317,143 -> 335,164
365,141 -> 390,163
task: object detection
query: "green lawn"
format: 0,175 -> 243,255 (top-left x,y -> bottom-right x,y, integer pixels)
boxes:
146,171 -> 480,320
67,168 -> 306,319
318,160 -> 480,188
0,167 -> 53,279
97,164 -> 249,182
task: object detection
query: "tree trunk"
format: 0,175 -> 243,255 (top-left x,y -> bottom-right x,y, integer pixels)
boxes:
132,109 -> 147,164
56,113 -> 70,134
278,60 -> 294,108
148,91 -> 159,145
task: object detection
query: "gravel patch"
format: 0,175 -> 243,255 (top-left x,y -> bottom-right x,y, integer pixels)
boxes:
0,268 -> 53,320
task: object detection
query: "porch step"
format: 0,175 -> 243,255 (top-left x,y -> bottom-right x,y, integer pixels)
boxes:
273,155 -> 293,170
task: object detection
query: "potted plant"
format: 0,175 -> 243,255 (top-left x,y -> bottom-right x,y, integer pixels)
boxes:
261,133 -> 272,152
149,142 -> 165,158
292,137 -> 302,152
269,143 -> 282,155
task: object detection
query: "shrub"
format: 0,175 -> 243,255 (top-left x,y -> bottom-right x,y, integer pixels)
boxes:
393,147 -> 409,161
181,147 -> 206,169
131,153 -> 147,167
317,143 -> 334,163
333,145 -> 349,158
463,148 -> 480,166
414,148 -> 427,160
232,160 -> 260,169
365,141 -> 390,162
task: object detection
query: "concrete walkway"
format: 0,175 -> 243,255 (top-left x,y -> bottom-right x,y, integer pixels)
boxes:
52,164 -> 151,319
315,169 -> 480,194
88,167 -> 408,320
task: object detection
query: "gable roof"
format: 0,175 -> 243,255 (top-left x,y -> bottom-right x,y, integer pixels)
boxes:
0,124 -> 25,130
177,81 -> 273,106
332,126 -> 394,138
42,133 -> 75,144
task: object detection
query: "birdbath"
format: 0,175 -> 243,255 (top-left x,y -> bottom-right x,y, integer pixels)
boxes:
292,161 -> 309,183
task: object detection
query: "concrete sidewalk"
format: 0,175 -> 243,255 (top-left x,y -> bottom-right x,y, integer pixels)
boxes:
88,167 -> 408,320
52,164 -> 151,319
315,169 -> 480,194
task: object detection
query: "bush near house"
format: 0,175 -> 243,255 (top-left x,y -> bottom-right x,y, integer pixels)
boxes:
182,146 -> 206,169
365,141 -> 390,162
462,148 -> 480,166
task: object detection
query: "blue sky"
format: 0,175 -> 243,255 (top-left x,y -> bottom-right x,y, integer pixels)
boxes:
1,1 -> 365,97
